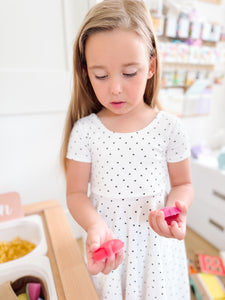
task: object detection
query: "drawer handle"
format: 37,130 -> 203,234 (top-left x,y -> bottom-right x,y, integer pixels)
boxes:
209,219 -> 224,232
213,190 -> 225,201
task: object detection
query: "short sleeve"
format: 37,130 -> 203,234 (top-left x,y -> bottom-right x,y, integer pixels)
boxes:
166,117 -> 190,163
66,120 -> 91,163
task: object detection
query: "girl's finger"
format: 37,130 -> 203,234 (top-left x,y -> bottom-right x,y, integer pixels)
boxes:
175,200 -> 187,215
102,255 -> 116,274
157,211 -> 171,237
86,234 -> 101,253
113,250 -> 124,270
87,253 -> 105,275
149,211 -> 160,234
170,221 -> 185,240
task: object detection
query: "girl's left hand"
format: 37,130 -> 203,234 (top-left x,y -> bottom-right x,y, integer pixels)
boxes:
148,200 -> 187,240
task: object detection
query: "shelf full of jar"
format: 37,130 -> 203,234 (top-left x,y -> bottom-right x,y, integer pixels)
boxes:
162,62 -> 215,72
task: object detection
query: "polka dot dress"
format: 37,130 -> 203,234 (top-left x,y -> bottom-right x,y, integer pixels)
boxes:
67,111 -> 191,300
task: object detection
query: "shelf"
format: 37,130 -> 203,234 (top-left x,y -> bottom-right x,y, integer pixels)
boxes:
198,0 -> 222,4
161,85 -> 186,89
180,113 -> 210,118
162,62 -> 215,71
158,36 -> 217,47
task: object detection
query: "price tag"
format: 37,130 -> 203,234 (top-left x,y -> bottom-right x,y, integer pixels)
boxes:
0,192 -> 24,222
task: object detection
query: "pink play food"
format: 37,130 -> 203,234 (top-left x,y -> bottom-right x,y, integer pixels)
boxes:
93,239 -> 124,262
160,206 -> 181,225
26,283 -> 41,300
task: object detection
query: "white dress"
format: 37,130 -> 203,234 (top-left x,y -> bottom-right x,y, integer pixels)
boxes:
67,111 -> 191,300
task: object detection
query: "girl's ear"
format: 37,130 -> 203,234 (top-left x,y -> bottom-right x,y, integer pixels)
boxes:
147,55 -> 156,79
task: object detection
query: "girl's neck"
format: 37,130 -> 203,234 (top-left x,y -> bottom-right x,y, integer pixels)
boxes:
97,104 -> 157,133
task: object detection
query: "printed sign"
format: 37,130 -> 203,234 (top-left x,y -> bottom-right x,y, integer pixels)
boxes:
0,192 -> 24,222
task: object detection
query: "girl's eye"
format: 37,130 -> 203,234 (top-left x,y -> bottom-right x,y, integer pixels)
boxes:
95,75 -> 108,80
123,72 -> 137,77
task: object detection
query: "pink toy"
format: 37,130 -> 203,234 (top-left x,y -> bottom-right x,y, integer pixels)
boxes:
160,206 -> 181,225
93,239 -> 124,262
26,283 -> 41,300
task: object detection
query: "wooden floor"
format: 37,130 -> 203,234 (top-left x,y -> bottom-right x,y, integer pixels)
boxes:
185,227 -> 220,261
77,227 -> 220,300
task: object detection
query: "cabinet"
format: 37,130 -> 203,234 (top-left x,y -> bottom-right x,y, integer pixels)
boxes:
187,159 -> 225,250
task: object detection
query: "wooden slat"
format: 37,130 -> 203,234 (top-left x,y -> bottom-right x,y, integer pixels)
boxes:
44,205 -> 99,300
23,200 -> 99,300
39,210 -> 66,299
24,199 -> 59,215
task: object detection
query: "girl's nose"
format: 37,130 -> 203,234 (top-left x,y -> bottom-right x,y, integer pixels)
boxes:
110,77 -> 122,95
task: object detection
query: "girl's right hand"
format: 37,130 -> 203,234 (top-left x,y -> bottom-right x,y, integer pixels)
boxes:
86,224 -> 124,275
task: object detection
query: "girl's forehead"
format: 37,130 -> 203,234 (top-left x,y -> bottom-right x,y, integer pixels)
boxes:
85,29 -> 148,65
86,28 -> 142,46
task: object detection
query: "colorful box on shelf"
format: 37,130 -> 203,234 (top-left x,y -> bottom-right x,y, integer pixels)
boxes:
198,254 -> 225,276
190,273 -> 225,300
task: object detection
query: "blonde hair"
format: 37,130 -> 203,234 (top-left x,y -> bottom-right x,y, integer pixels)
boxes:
61,0 -> 161,171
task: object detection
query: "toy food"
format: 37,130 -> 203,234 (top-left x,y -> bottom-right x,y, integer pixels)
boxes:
160,206 -> 181,225
0,237 -> 36,263
18,293 -> 28,300
26,282 -> 41,300
93,239 -> 124,262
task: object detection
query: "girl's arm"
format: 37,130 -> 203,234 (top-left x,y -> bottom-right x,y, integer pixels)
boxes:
149,158 -> 193,240
166,158 -> 193,210
66,159 -> 105,231
66,159 -> 124,275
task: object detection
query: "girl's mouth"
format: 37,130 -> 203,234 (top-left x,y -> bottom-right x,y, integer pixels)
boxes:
110,101 -> 126,109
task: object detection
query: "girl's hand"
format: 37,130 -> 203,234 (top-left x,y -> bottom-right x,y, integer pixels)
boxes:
148,200 -> 188,240
86,224 -> 124,275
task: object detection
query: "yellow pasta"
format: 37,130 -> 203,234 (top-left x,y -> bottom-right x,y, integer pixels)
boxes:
0,237 -> 36,263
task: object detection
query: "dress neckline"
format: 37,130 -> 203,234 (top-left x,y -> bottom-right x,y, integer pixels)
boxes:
92,111 -> 162,135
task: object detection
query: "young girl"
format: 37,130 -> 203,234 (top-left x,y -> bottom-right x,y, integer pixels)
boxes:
61,0 -> 193,299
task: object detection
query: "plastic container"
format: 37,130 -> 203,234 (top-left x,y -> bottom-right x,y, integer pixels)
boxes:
0,256 -> 58,300
0,214 -> 47,267
0,215 -> 58,299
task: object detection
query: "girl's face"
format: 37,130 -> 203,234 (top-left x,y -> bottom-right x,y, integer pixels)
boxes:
85,29 -> 154,116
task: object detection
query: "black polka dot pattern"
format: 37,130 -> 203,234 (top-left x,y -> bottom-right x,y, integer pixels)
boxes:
67,111 -> 191,300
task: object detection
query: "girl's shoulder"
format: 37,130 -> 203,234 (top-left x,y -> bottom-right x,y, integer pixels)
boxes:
157,110 -> 181,126
73,113 -> 97,129
76,113 -> 96,124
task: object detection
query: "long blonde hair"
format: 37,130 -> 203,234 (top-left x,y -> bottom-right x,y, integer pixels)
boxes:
61,0 -> 161,171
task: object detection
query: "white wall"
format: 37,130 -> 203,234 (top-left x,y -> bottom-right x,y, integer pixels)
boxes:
0,112 -> 66,205
0,0 -> 88,210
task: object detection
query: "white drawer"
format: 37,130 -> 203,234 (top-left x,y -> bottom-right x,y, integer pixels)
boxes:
191,161 -> 225,201
187,198 -> 225,250
208,193 -> 225,219
191,163 -> 213,199
210,169 -> 225,196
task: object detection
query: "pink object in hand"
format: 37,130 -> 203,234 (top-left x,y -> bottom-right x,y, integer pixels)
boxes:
93,239 -> 124,262
160,206 -> 181,225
